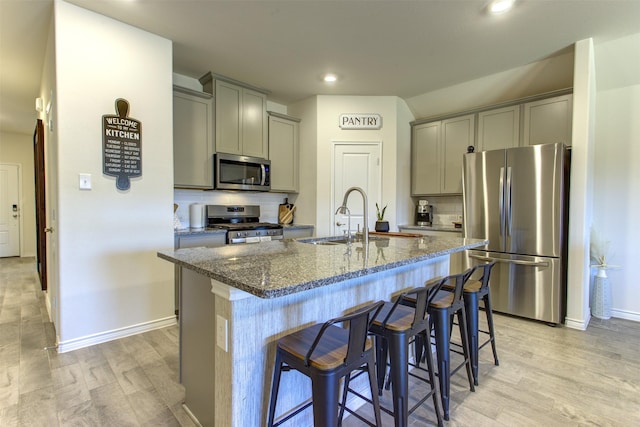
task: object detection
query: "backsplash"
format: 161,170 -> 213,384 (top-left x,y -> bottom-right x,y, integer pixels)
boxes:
174,189 -> 290,228
411,195 -> 463,226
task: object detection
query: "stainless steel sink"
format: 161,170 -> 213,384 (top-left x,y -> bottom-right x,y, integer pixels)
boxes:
299,235 -> 389,245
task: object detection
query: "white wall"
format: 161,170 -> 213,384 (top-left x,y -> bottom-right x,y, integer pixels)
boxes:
288,96 -> 413,237
565,39 -> 596,330
593,32 -> 640,321
0,131 -> 36,257
406,50 -> 574,119
51,1 -> 175,351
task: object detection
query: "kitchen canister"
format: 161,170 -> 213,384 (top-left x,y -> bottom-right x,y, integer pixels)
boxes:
189,203 -> 206,229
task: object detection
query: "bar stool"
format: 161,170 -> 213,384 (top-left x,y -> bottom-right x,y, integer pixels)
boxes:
427,271 -> 475,421
367,282 -> 444,427
455,261 -> 499,385
267,301 -> 384,427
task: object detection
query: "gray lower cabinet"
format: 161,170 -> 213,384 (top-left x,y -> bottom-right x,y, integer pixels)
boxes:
173,86 -> 214,189
268,112 -> 300,193
174,232 -> 226,316
283,225 -> 314,239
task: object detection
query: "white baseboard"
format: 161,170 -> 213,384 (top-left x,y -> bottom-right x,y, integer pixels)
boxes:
565,315 -> 589,330
57,316 -> 177,353
611,308 -> 640,322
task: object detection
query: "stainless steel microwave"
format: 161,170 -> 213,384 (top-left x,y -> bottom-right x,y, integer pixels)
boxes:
214,153 -> 271,191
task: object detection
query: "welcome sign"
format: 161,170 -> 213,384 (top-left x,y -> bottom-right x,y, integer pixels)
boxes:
339,113 -> 382,130
102,98 -> 142,190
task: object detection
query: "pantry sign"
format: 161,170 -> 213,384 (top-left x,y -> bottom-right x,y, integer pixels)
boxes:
339,113 -> 382,130
102,98 -> 142,191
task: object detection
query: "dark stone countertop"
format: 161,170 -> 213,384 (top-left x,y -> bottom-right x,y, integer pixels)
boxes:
158,235 -> 486,299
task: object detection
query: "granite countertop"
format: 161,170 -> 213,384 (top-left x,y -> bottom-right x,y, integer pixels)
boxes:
158,235 -> 486,299
399,224 -> 463,232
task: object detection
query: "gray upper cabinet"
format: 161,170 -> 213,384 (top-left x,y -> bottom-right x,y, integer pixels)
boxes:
412,121 -> 440,195
477,105 -> 520,151
173,87 -> 214,189
523,94 -> 573,146
441,115 -> 475,194
215,80 -> 268,158
268,112 -> 300,193
412,114 -> 474,195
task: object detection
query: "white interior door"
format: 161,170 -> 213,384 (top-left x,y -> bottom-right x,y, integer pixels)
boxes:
0,164 -> 20,257
332,142 -> 381,236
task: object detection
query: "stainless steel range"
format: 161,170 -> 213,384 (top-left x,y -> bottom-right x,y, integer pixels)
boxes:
206,205 -> 283,244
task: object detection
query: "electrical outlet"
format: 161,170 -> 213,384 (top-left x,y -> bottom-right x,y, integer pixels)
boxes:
216,315 -> 228,352
79,173 -> 92,190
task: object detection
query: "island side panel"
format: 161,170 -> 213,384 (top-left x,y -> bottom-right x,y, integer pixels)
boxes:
213,255 -> 449,427
181,268 -> 217,426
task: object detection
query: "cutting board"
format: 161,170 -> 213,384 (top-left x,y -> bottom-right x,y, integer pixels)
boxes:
368,231 -> 422,238
278,203 -> 295,224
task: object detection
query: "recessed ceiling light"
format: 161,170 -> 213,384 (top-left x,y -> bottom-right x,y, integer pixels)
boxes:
323,74 -> 337,83
489,0 -> 515,14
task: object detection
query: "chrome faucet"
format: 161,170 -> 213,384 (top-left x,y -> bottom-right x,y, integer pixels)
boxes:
335,186 -> 369,247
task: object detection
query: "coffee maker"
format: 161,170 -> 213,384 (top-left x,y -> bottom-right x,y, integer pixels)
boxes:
415,200 -> 433,226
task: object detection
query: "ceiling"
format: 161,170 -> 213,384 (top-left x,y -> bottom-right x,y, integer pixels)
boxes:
2,0 -> 640,136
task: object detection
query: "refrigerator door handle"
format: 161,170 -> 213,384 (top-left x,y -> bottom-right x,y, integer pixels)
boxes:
499,167 -> 505,237
506,166 -> 512,236
469,253 -> 550,268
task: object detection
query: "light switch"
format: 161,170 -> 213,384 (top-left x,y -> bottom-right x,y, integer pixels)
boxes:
79,173 -> 91,190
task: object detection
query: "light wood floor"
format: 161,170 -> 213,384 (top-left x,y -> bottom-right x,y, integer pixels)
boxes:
1,257 -> 639,426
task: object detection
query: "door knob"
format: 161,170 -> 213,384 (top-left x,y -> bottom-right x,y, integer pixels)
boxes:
336,221 -> 344,227
44,227 -> 54,233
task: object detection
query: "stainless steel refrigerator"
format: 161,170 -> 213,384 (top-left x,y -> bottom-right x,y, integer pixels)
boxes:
462,143 -> 570,324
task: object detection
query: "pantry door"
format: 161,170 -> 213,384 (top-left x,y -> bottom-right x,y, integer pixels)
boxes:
332,142 -> 381,236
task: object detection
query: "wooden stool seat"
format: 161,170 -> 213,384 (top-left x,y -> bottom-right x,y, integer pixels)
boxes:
442,280 -> 482,293
277,324 -> 373,370
371,303 -> 415,332
429,290 -> 455,308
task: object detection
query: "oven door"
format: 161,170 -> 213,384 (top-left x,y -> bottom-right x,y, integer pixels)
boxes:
215,153 -> 270,191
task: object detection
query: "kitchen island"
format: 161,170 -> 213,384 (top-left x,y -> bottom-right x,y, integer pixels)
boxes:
158,235 -> 486,427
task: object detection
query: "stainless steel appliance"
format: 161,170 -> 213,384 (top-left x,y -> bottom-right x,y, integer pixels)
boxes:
214,153 -> 271,191
462,143 -> 570,324
415,199 -> 433,226
206,205 -> 283,244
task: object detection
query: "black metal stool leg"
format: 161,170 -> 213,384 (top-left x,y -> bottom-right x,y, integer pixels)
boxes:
457,306 -> 476,392
311,372 -> 340,427
388,332 -> 409,427
432,308 -> 451,421
464,292 -> 480,386
366,355 -> 383,427
375,336 -> 389,395
423,331 -> 444,427
267,352 -> 283,427
483,293 -> 499,366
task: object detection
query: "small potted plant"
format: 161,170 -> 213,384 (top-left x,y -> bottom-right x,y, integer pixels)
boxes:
375,203 -> 389,232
